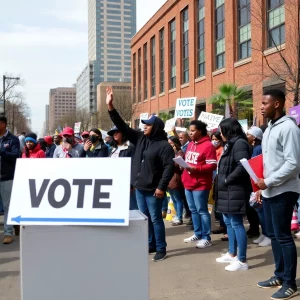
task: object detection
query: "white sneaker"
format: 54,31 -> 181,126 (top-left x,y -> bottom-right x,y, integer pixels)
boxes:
225,260 -> 249,271
216,252 -> 238,263
253,234 -> 265,244
196,239 -> 212,249
258,236 -> 271,247
184,235 -> 200,243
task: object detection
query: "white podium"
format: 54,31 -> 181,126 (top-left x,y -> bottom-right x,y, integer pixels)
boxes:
20,210 -> 149,300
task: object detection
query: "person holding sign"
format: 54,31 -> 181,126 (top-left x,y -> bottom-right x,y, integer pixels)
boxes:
106,86 -> 174,262
182,120 -> 217,248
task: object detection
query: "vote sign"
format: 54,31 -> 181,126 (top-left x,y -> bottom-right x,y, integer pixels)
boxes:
175,97 -> 196,119
8,158 -> 131,226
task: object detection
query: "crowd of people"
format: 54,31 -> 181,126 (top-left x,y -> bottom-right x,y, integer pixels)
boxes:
0,87 -> 300,300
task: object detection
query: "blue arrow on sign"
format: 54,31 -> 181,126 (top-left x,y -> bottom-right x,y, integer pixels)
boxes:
11,216 -> 125,224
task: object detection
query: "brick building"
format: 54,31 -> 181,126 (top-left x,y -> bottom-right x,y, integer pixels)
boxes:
130,0 -> 298,127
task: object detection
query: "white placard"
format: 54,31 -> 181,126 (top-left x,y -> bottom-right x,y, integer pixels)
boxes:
164,118 -> 176,132
175,127 -> 188,132
139,113 -> 149,130
8,158 -> 131,226
198,112 -> 224,131
238,119 -> 248,133
173,156 -> 190,169
74,122 -> 81,134
175,97 -> 196,119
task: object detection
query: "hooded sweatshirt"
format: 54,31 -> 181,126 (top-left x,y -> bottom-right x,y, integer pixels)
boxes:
182,136 -> 217,190
109,109 -> 174,192
262,115 -> 300,198
22,144 -> 46,158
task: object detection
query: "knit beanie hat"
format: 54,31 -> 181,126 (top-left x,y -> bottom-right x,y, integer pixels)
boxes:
25,133 -> 38,144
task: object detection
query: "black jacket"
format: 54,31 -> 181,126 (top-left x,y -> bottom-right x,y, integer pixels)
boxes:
80,142 -> 108,158
0,131 -> 20,181
109,109 -> 174,192
46,144 -> 56,158
109,142 -> 135,158
216,137 -> 252,214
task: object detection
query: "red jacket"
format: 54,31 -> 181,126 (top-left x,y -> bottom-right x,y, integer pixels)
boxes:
22,144 -> 46,158
182,136 -> 217,191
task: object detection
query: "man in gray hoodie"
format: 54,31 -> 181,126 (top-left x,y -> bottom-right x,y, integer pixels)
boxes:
256,89 -> 300,300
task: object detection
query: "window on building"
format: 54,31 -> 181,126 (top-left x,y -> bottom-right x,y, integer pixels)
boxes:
133,53 -> 136,102
150,36 -> 156,97
138,48 -> 142,102
182,7 -> 189,84
215,0 -> 225,69
170,19 -> 176,89
143,43 -> 148,99
267,0 -> 285,48
238,0 -> 251,59
159,28 -> 165,93
197,0 -> 205,77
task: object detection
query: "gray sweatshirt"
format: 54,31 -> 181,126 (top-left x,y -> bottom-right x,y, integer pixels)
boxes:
262,116 -> 300,198
53,143 -> 84,158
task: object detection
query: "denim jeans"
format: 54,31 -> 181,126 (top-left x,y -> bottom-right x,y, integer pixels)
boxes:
223,214 -> 247,262
168,188 -> 184,220
136,189 -> 167,252
130,189 -> 138,210
185,189 -> 211,240
0,180 -> 13,236
254,206 -> 267,236
263,192 -> 298,288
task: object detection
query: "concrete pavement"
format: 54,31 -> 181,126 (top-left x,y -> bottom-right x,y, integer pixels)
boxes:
0,219 -> 300,300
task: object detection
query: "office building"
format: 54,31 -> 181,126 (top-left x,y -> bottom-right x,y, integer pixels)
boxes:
45,104 -> 49,135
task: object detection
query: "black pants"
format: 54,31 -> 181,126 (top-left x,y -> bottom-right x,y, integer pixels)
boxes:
263,192 -> 298,288
246,202 -> 260,234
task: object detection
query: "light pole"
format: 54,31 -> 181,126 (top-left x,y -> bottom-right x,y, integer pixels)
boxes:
2,75 -> 20,116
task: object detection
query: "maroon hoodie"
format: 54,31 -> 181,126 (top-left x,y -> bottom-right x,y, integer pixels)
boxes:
181,136 -> 217,190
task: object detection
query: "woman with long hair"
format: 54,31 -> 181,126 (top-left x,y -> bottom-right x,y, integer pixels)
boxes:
167,136 -> 185,226
22,133 -> 46,158
215,118 -> 252,271
81,128 -> 108,157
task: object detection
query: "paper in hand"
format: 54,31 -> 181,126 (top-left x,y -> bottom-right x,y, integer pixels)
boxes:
173,156 -> 190,169
240,158 -> 259,183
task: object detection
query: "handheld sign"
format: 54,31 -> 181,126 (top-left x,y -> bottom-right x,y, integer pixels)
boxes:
164,118 -> 176,133
74,122 -> 81,134
8,158 -> 131,226
175,97 -> 196,119
198,112 -> 223,131
139,113 -> 149,130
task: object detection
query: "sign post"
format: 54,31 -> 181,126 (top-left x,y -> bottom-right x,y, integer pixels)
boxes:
11,158 -> 148,300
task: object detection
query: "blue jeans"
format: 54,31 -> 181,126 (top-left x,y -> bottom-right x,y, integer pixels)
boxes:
254,206 -> 267,236
136,189 -> 167,252
168,188 -> 184,220
263,192 -> 298,288
185,190 -> 211,240
130,189 -> 138,210
162,195 -> 168,212
223,214 -> 247,262
0,180 -> 13,236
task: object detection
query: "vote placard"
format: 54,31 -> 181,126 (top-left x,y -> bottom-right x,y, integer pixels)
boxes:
8,158 -> 131,226
175,97 -> 196,119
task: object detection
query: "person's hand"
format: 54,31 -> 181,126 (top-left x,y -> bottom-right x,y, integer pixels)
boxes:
63,142 -> 72,152
106,86 -> 113,107
256,178 -> 267,190
186,166 -> 197,174
84,140 -> 92,151
256,190 -> 262,204
172,126 -> 176,132
154,189 -> 164,199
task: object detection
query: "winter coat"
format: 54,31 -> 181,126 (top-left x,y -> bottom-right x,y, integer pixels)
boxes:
0,131 -> 20,181
22,144 -> 46,158
216,137 -> 252,215
109,109 -> 174,192
46,144 -> 56,158
80,142 -> 108,158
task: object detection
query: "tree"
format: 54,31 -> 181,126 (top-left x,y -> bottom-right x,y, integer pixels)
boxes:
210,83 -> 253,118
158,112 -> 173,122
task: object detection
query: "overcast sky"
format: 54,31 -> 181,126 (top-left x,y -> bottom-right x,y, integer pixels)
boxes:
0,0 -> 166,134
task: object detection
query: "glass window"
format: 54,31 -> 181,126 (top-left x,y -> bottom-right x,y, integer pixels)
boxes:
267,1 -> 285,47
197,0 -> 205,77
143,43 -> 148,99
215,0 -> 225,69
182,7 -> 189,84
107,21 -> 121,26
138,49 -> 142,102
150,36 -> 156,96
169,19 -> 176,89
238,0 -> 251,60
107,4 -> 121,9
107,38 -> 121,44
159,28 -> 165,93
107,9 -> 121,14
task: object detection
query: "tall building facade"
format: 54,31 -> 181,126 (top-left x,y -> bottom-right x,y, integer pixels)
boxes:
77,0 -> 136,113
49,87 -> 76,133
131,0 -> 295,127
44,104 -> 49,135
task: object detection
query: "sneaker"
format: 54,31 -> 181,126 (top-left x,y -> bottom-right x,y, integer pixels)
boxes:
257,276 -> 282,289
184,235 -> 200,243
216,252 -> 238,263
152,251 -> 167,262
253,234 -> 265,244
172,219 -> 183,226
271,286 -> 299,300
196,239 -> 212,249
3,235 -> 13,244
258,236 -> 271,247
225,260 -> 248,271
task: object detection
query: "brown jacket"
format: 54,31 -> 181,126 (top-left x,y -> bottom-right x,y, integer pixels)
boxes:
168,150 -> 184,190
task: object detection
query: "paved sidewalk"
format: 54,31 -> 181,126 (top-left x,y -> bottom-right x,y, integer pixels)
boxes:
0,219 -> 300,300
